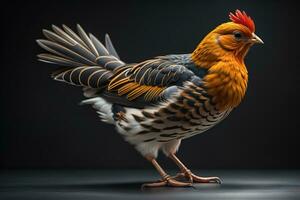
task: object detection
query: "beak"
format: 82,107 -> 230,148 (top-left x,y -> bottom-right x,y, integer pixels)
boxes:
251,33 -> 264,44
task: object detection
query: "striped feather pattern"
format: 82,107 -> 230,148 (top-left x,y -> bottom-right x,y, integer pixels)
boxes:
37,26 -> 197,104
107,58 -> 195,101
54,66 -> 113,88
116,81 -> 231,150
37,24 -> 124,87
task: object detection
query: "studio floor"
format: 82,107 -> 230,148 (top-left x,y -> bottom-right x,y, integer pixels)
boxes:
0,170 -> 299,200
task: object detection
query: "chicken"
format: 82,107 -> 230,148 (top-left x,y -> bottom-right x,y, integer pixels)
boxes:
36,9 -> 263,187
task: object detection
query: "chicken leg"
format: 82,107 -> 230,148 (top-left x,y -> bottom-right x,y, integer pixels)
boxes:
169,154 -> 221,184
142,155 -> 192,187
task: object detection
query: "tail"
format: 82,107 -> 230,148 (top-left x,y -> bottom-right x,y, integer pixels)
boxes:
36,24 -> 125,89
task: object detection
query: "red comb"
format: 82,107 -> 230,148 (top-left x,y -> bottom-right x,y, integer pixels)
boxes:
229,10 -> 255,33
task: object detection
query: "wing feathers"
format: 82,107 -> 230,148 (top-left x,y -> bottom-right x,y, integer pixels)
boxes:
144,86 -> 164,101
106,57 -> 196,102
118,82 -> 140,96
37,25 -> 197,106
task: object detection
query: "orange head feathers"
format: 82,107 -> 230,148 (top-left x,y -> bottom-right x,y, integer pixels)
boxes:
192,9 -> 263,67
191,10 -> 263,111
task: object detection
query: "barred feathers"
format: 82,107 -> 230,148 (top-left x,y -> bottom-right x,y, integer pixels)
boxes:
37,24 -> 124,88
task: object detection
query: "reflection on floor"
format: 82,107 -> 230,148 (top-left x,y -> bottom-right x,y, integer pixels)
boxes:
0,170 -> 300,200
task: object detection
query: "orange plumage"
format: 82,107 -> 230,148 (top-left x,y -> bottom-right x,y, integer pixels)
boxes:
192,10 -> 262,111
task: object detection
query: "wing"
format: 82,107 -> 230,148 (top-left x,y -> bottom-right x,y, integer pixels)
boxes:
36,25 -> 203,109
101,56 -> 200,108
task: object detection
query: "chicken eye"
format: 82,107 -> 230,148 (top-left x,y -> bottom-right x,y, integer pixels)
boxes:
233,31 -> 243,40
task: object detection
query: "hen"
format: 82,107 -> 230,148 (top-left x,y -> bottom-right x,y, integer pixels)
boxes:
37,10 -> 263,187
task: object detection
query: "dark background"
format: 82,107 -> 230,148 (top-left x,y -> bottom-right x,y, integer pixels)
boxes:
0,0 -> 299,169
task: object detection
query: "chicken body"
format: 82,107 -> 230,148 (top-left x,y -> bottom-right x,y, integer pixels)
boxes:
81,53 -> 233,158
37,10 -> 262,187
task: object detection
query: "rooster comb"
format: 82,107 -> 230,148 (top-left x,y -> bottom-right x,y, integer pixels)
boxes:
229,10 -> 255,33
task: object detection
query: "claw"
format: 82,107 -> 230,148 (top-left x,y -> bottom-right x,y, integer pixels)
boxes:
191,174 -> 222,184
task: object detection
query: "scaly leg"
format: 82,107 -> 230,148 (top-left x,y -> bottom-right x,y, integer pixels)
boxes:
142,155 -> 192,187
169,153 -> 221,184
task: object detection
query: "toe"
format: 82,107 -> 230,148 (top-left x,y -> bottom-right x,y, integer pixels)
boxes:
168,178 -> 192,187
210,177 -> 222,184
192,174 -> 222,184
142,181 -> 167,188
